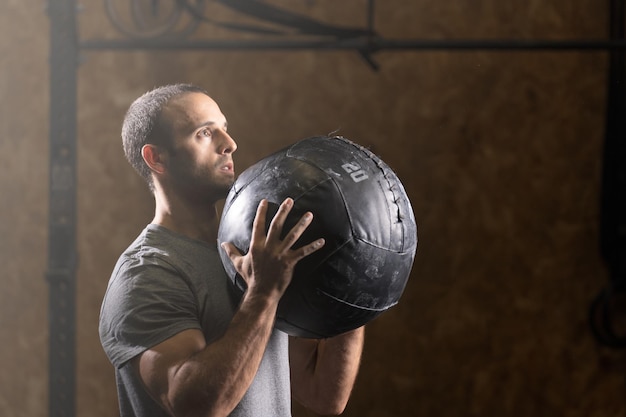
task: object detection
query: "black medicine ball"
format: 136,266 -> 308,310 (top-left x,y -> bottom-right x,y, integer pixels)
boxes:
217,136 -> 417,338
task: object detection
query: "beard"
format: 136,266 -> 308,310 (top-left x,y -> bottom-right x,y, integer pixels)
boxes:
168,158 -> 235,205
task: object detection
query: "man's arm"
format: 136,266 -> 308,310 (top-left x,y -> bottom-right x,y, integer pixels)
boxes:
289,327 -> 365,415
133,290 -> 281,417
132,198 -> 325,417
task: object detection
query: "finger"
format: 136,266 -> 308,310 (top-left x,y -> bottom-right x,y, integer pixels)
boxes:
280,211 -> 315,249
250,199 -> 269,245
266,197 -> 294,242
220,241 -> 242,263
221,242 -> 250,278
291,237 -> 326,261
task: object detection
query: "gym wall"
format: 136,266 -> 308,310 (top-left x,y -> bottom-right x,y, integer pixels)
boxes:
1,1 -> 622,416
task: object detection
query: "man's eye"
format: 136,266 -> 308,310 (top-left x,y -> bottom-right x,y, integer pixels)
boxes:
201,128 -> 211,137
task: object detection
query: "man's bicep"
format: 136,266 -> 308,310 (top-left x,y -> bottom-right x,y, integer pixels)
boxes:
132,328 -> 207,414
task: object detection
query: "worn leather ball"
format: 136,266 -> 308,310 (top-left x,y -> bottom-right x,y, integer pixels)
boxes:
217,136 -> 417,338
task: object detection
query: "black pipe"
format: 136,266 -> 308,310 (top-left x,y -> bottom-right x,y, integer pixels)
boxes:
79,37 -> 626,52
590,0 -> 626,348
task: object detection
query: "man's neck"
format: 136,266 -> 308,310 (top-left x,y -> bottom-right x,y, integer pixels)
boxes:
152,192 -> 220,245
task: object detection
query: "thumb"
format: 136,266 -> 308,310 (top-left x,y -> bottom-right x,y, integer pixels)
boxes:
220,241 -> 242,263
221,241 -> 251,279
220,242 -> 249,292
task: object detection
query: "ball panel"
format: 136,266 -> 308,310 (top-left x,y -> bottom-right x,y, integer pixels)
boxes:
276,281 -> 384,338
220,157 -> 354,255
297,238 -> 413,310
286,136 -> 417,253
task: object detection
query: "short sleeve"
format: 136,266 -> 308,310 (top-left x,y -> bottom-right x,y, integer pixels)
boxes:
99,259 -> 202,368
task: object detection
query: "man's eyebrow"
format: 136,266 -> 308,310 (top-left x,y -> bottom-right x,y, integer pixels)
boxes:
194,120 -> 228,131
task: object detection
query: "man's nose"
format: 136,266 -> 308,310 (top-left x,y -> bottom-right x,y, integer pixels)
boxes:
218,130 -> 237,154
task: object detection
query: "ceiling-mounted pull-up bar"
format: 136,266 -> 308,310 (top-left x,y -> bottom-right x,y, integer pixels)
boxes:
85,0 -> 626,71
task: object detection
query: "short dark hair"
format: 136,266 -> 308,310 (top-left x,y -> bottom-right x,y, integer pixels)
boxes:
121,83 -> 209,192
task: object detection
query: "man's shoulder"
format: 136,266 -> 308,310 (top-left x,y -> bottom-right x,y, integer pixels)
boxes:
113,223 -> 222,286
119,224 -> 184,265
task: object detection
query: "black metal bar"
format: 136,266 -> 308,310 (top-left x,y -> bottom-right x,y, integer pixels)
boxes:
589,0 -> 626,349
366,0 -> 375,34
79,37 -> 626,51
47,0 -> 78,416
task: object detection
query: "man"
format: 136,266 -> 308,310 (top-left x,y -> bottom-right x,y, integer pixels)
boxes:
99,83 -> 364,417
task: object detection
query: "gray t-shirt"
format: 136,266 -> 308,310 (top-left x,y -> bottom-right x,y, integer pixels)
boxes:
99,224 -> 291,417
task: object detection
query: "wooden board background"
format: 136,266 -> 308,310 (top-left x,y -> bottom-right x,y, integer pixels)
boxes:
0,1 -> 622,416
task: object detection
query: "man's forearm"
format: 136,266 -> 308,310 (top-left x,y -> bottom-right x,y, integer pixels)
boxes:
168,292 -> 280,417
290,327 -> 365,415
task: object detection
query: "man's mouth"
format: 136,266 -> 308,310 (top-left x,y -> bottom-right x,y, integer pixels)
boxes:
221,162 -> 234,172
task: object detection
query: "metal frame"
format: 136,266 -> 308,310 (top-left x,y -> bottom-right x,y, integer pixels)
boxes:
46,1 -> 78,417
590,0 -> 626,349
45,1 -> 626,416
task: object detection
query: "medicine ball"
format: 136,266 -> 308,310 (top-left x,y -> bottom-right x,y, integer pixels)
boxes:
217,136 -> 417,338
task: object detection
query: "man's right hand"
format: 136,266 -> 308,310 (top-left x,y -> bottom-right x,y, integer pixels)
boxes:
220,197 -> 325,300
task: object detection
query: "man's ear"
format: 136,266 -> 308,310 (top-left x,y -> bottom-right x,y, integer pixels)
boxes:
141,144 -> 167,175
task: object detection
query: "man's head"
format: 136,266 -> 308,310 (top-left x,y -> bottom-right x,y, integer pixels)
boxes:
122,84 -> 237,201
122,84 -> 206,192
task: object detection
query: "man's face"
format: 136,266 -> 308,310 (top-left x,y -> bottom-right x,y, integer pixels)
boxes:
162,92 -> 237,203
